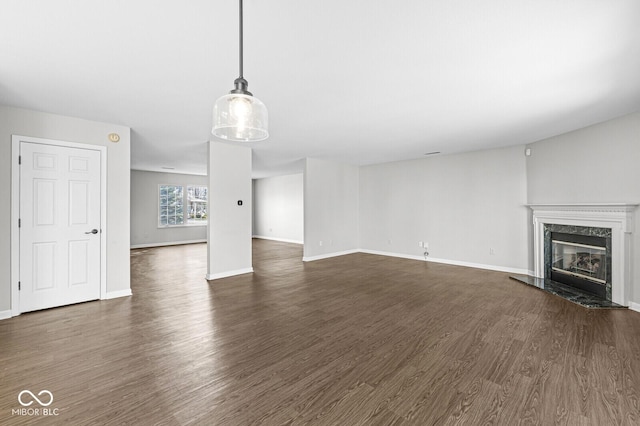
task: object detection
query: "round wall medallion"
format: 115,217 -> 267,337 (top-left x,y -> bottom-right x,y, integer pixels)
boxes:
108,133 -> 120,143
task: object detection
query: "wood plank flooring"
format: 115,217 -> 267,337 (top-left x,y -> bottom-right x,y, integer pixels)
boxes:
2,239 -> 640,424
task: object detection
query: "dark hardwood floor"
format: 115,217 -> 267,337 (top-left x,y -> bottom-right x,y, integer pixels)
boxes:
2,239 -> 640,425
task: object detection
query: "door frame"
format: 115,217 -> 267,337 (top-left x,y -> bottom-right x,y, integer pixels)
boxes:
11,135 -> 108,317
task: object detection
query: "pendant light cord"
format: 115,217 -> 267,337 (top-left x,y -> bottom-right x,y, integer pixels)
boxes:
239,0 -> 243,79
231,0 -> 250,94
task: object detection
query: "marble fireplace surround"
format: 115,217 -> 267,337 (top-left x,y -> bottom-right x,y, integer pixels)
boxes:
529,204 -> 637,306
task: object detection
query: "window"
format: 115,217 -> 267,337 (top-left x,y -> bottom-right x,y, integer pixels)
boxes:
158,184 -> 208,227
187,185 -> 208,225
159,185 -> 184,226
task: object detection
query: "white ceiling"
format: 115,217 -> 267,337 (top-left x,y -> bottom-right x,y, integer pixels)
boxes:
2,0 -> 640,178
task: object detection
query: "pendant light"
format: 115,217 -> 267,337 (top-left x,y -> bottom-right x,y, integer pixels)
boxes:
212,0 -> 268,142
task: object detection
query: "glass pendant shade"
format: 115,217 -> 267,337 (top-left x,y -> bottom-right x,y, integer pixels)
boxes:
212,93 -> 268,142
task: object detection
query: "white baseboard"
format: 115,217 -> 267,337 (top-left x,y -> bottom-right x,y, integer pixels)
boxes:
206,268 -> 254,280
303,249 -> 360,262
629,302 -> 640,313
131,239 -> 206,249
253,235 -> 304,245
359,249 -> 425,262
426,256 -> 530,275
104,289 -> 133,300
0,310 -> 12,320
358,249 -> 529,275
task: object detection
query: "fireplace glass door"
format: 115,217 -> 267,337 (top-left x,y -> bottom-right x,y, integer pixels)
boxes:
551,240 -> 606,284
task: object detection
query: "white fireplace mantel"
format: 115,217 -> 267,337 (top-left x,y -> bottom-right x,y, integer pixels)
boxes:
528,203 -> 638,306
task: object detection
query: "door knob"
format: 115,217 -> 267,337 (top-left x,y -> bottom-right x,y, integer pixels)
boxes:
85,229 -> 99,234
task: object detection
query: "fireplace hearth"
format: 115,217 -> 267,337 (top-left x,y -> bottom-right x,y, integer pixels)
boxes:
509,274 -> 624,308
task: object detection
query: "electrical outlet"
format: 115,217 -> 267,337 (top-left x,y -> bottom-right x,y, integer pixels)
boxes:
319,240 -> 323,247
387,239 -> 392,245
425,242 -> 429,250
490,248 -> 495,255
418,241 -> 423,247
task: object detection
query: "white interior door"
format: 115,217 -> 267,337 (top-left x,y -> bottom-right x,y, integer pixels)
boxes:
19,142 -> 102,313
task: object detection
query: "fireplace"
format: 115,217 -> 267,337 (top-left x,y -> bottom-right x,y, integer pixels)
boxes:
548,230 -> 609,298
529,204 -> 637,306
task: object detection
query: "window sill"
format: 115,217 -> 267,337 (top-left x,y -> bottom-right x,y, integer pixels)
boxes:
157,223 -> 208,229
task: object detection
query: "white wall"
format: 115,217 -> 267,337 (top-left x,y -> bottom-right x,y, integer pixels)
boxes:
207,142 -> 253,279
253,174 -> 304,244
359,145 -> 529,273
303,158 -> 359,260
0,105 -> 131,314
526,111 -> 640,302
130,170 -> 207,247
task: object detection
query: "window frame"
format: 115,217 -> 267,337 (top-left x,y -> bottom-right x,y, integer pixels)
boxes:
186,185 -> 208,226
158,184 -> 185,228
158,184 -> 208,228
